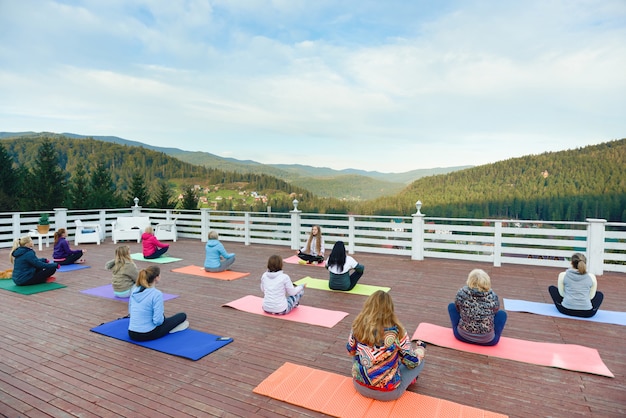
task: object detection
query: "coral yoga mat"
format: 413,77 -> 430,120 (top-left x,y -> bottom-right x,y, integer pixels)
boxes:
253,362 -> 508,418
171,265 -> 250,280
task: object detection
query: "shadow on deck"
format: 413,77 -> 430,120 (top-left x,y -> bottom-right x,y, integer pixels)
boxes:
0,239 -> 624,417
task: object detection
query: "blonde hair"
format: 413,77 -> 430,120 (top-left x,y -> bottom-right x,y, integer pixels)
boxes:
136,265 -> 160,288
144,225 -> 153,234
351,291 -> 406,346
10,236 -> 33,264
208,230 -> 219,240
304,225 -> 322,254
571,253 -> 587,275
467,269 -> 491,292
112,245 -> 132,274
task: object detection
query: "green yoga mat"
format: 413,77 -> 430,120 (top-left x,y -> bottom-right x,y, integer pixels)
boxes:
0,280 -> 67,294
131,253 -> 182,264
294,277 -> 390,296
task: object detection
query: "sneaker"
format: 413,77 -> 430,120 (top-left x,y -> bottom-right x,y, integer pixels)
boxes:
298,260 -> 306,265
169,320 -> 189,333
46,276 -> 56,283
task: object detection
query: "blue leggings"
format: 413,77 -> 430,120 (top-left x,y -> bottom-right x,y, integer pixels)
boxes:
448,303 -> 507,346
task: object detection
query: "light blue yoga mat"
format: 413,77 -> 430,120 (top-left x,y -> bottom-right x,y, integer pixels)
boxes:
131,253 -> 182,263
90,317 -> 232,360
503,298 -> 626,326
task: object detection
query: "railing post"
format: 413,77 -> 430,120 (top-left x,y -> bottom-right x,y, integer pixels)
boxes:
411,201 -> 424,261
586,218 -> 606,276
493,220 -> 502,267
54,208 -> 68,231
244,212 -> 251,246
290,200 -> 301,250
12,212 -> 20,240
99,209 -> 107,240
165,209 -> 172,222
348,215 -> 355,254
201,208 -> 210,242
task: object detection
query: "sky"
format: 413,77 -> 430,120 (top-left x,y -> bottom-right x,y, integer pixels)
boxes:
1,1 -> 625,173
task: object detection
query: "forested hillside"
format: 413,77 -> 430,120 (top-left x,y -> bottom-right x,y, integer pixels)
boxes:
357,139 -> 626,221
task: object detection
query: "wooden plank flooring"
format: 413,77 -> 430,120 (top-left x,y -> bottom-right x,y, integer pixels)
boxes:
0,239 -> 624,417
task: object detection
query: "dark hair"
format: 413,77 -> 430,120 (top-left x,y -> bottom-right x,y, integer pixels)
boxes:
267,255 -> 283,272
136,265 -> 160,288
328,241 -> 347,269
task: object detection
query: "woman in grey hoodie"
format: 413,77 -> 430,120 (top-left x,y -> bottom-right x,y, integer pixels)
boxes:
549,253 -> 604,318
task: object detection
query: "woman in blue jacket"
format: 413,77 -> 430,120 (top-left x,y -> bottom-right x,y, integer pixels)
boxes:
128,266 -> 188,341
204,230 -> 236,272
10,236 -> 58,285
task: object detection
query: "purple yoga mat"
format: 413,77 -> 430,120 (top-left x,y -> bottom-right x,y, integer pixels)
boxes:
80,284 -> 179,302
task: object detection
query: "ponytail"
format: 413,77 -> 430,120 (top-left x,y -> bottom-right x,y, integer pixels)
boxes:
136,265 -> 160,288
571,253 -> 587,275
53,228 -> 66,245
10,236 -> 32,264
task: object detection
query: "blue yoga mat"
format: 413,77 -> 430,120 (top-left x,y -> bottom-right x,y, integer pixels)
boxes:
503,298 -> 626,326
90,317 -> 233,360
58,264 -> 91,272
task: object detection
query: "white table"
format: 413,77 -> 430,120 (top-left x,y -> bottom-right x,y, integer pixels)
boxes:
29,230 -> 54,251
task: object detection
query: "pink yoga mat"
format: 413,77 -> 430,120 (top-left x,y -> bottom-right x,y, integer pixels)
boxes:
222,295 -> 348,328
412,323 -> 614,378
284,255 -> 326,267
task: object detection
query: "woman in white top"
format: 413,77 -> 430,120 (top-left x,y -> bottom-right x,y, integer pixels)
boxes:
261,255 -> 305,314
548,253 -> 603,318
326,241 -> 364,291
297,225 -> 325,264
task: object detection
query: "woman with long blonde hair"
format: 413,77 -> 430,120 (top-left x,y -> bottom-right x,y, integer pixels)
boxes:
105,245 -> 139,298
10,235 -> 58,285
296,225 -> 325,264
347,291 -> 426,401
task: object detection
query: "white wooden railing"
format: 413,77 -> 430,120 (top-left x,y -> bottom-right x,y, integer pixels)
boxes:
1,203 -> 625,275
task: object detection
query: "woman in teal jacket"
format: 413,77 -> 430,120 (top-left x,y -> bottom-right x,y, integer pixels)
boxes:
10,236 -> 58,285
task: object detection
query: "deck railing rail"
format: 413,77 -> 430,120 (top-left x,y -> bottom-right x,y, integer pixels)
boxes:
1,203 -> 624,275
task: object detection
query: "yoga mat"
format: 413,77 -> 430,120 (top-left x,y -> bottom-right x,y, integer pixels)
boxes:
131,253 -> 182,263
81,284 -> 179,302
90,317 -> 232,361
0,280 -> 66,294
57,264 -> 91,272
223,295 -> 348,328
253,362 -> 508,418
503,298 -> 626,326
412,322 -> 614,378
284,255 -> 326,267
294,277 -> 390,296
171,265 -> 250,280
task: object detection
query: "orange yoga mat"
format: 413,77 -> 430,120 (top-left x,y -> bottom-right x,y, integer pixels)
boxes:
223,295 -> 348,328
171,265 -> 250,280
253,362 -> 508,418
412,323 -> 614,378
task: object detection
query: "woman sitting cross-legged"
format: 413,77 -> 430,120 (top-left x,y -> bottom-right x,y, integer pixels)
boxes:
105,245 -> 139,298
347,290 -> 426,401
10,236 -> 58,285
141,226 -> 170,259
549,252 -> 603,318
128,266 -> 188,341
326,240 -> 365,291
53,228 -> 85,265
448,269 -> 507,346
260,255 -> 306,315
204,230 -> 236,272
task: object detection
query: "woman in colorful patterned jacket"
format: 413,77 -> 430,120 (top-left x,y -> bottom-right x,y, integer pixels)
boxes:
347,291 -> 426,401
448,269 -> 507,346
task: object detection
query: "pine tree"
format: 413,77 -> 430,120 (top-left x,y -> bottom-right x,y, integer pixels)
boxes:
29,139 -> 67,210
151,180 -> 175,209
0,143 -> 20,210
70,162 -> 90,209
179,185 -> 199,210
127,171 -> 150,207
88,162 -> 120,209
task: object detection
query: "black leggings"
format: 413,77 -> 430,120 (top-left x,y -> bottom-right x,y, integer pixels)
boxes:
128,313 -> 187,341
57,251 -> 83,265
17,267 -> 57,286
297,251 -> 324,263
548,286 -> 604,318
144,247 -> 168,259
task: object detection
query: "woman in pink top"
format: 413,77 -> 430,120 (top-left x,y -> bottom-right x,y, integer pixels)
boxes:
141,226 -> 170,259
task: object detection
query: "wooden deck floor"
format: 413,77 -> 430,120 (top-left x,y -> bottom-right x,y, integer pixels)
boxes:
0,239 -> 624,418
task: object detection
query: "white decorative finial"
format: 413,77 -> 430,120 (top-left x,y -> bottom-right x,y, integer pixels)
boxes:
133,197 -> 139,207
292,199 -> 299,211
415,200 -> 422,215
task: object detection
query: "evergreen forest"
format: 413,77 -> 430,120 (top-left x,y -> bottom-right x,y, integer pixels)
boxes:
1,133 -> 624,222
